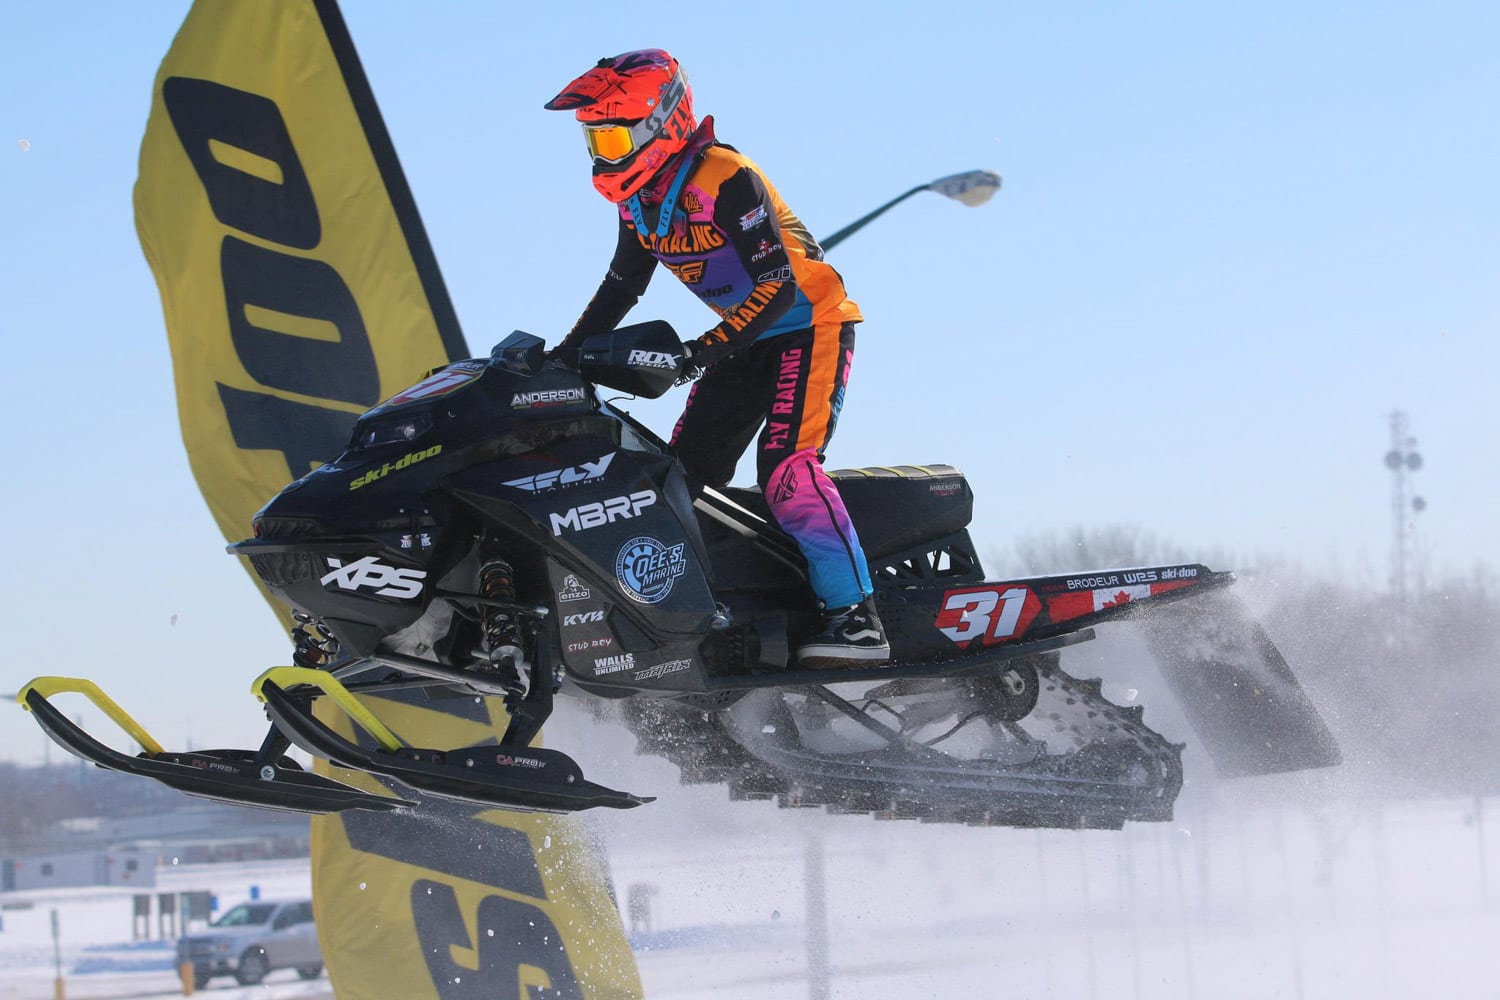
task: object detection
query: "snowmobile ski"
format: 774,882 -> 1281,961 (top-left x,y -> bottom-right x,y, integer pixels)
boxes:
254,667 -> 652,813
17,677 -> 405,814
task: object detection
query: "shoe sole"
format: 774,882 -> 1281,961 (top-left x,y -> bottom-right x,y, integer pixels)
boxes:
796,644 -> 892,669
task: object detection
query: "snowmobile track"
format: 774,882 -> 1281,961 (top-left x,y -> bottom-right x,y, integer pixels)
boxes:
621,655 -> 1184,830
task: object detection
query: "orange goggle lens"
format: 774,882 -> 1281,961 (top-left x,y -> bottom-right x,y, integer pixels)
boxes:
584,123 -> 637,163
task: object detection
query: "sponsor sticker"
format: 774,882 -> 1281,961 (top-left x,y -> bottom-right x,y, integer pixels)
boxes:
615,536 -> 688,605
558,574 -> 591,602
628,349 -> 677,369
494,754 -> 546,769
632,658 -> 693,682
1066,574 -> 1119,591
504,453 -> 614,493
750,240 -> 781,262
550,490 -> 657,535
739,205 -> 768,230
349,444 -> 442,491
511,386 -> 587,410
593,652 -> 636,675
321,556 -> 426,599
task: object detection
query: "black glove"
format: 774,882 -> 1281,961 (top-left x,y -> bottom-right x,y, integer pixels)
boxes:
675,341 -> 707,385
546,342 -> 582,370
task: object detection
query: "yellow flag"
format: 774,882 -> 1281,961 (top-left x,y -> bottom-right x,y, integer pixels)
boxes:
133,1 -> 641,996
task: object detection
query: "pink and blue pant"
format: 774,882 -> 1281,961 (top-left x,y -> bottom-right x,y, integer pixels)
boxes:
670,322 -> 874,609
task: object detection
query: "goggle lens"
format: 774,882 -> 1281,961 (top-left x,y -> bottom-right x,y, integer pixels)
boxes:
584,123 -> 637,163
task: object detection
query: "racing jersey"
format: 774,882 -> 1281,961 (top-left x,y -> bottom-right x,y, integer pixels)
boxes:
565,118 -> 862,367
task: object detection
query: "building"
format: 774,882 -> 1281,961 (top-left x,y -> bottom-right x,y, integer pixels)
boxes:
2,801 -> 310,892
2,843 -> 158,892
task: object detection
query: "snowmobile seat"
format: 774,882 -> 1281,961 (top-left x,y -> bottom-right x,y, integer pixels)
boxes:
721,464 -> 973,562
828,465 -> 974,559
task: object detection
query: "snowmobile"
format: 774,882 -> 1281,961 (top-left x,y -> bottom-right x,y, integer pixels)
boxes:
19,321 -> 1339,829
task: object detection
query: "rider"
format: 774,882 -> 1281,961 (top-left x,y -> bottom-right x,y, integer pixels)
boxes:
545,49 -> 888,667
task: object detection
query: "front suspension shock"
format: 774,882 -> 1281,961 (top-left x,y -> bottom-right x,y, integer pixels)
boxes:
290,610 -> 339,668
478,559 -> 527,702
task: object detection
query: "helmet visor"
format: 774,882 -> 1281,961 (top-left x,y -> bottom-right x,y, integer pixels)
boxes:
584,122 -> 642,164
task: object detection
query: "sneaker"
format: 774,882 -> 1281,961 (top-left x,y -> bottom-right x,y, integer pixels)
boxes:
797,598 -> 891,668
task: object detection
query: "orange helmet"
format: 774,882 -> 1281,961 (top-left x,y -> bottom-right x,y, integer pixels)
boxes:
545,49 -> 697,203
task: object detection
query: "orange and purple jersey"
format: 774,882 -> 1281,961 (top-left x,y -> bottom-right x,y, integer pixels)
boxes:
567,118 -> 860,366
564,119 -> 875,609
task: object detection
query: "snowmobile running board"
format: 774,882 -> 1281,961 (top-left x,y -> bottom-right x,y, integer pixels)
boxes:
16,676 -> 405,814
705,629 -> 1096,691
253,667 -> 652,814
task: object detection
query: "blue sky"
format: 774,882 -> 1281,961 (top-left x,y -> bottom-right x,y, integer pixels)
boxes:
2,1 -> 1495,762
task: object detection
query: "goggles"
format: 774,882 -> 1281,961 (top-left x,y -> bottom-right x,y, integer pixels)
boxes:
583,119 -> 652,164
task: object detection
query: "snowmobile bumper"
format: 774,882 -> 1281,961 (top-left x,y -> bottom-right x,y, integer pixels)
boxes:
253,666 -> 652,813
16,676 -> 405,814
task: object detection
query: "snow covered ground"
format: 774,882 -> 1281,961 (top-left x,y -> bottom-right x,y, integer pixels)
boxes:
601,785 -> 1500,999
3,781 -> 1497,1000
0,859 -> 320,999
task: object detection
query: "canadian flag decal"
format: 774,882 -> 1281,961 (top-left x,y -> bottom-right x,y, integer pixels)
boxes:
1093,585 -> 1151,611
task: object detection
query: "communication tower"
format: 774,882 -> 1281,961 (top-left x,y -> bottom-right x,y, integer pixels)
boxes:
1383,410 -> 1426,605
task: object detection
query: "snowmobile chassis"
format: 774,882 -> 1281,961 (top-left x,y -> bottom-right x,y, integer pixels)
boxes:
17,324 -> 1339,830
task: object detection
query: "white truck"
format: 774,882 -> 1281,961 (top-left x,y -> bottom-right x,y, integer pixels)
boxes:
176,897 -> 323,987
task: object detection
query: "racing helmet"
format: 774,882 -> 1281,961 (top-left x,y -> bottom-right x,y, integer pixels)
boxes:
544,49 -> 697,203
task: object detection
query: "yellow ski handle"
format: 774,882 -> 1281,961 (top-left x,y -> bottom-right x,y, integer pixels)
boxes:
251,666 -> 405,753
16,676 -> 165,756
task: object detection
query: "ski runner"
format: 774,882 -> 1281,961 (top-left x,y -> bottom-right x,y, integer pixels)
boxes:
545,48 -> 888,667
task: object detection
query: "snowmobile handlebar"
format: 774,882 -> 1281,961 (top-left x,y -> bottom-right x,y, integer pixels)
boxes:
493,321 -> 686,399
575,320 -> 689,398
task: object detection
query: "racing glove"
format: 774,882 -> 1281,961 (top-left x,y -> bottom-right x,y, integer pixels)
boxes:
676,341 -> 708,385
546,342 -> 582,370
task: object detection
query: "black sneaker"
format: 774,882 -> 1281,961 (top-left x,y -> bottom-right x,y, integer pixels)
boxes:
797,598 -> 891,668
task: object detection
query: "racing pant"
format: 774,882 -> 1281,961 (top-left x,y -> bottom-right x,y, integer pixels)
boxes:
670,322 -> 874,610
